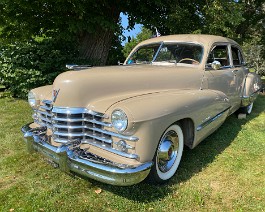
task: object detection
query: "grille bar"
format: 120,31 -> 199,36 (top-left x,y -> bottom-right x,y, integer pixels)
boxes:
40,105 -> 52,111
52,107 -> 107,117
38,110 -> 52,117
34,100 -> 138,152
52,117 -> 112,127
39,116 -> 52,124
90,127 -> 139,142
35,100 -> 113,148
53,131 -> 112,144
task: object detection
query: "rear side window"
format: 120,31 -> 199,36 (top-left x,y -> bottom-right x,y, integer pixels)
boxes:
207,45 -> 231,68
231,46 -> 244,66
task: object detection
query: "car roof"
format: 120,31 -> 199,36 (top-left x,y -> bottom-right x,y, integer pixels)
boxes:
138,34 -> 239,47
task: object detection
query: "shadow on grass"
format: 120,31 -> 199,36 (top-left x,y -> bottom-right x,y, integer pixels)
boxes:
93,94 -> 265,202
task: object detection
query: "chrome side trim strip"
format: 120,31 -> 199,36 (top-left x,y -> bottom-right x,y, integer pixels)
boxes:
196,107 -> 231,131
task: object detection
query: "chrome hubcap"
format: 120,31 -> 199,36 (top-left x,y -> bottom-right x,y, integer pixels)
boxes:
157,130 -> 179,173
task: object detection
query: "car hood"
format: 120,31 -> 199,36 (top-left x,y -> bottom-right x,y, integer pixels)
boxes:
52,64 -> 203,112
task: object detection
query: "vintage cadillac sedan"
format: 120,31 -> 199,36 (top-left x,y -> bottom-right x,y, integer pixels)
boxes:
21,34 -> 262,186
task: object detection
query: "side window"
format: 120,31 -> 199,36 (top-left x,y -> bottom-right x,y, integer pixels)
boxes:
207,45 -> 231,68
155,46 -> 174,61
231,46 -> 244,66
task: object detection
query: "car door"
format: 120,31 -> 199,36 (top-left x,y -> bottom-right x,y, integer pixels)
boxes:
230,45 -> 246,105
204,43 -> 244,113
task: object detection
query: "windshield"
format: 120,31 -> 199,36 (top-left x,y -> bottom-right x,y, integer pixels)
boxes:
126,42 -> 203,65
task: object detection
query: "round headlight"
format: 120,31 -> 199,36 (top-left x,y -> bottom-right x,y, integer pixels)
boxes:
28,91 -> 36,108
111,109 -> 128,132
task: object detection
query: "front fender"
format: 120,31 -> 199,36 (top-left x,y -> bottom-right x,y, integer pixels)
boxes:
106,89 -> 230,162
241,72 -> 262,106
31,85 -> 53,101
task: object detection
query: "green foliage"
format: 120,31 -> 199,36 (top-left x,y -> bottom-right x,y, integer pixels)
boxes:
243,37 -> 265,76
122,27 -> 152,58
106,33 -> 125,65
0,0 -> 118,42
0,39 -> 77,98
148,0 -> 265,45
0,0 -> 174,64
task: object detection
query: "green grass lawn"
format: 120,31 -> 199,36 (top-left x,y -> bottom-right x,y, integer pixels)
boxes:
0,95 -> 264,211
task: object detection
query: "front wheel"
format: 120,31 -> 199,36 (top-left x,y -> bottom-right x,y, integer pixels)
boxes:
148,124 -> 184,184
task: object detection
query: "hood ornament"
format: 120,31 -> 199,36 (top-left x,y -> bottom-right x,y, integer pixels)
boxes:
52,89 -> 60,103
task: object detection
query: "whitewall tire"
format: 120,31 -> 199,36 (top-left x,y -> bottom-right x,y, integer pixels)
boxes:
148,124 -> 184,183
240,102 -> 254,115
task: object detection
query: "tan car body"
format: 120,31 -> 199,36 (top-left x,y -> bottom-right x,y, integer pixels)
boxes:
22,34 -> 262,186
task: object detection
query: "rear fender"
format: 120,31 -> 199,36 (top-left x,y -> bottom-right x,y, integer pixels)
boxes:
241,72 -> 262,107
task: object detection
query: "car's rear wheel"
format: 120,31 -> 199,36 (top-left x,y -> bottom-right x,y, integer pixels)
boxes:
240,102 -> 254,115
148,124 -> 184,184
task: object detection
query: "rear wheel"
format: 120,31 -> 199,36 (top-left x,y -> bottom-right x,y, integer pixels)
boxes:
240,102 -> 254,115
148,124 -> 184,183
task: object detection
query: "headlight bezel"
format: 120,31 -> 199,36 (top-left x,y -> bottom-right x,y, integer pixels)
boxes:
111,109 -> 128,132
28,91 -> 39,109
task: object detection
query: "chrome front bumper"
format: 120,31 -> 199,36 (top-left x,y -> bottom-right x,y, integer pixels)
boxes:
21,123 -> 152,186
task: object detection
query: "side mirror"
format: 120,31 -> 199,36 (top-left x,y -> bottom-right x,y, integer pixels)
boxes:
66,64 -> 92,70
211,60 -> 221,70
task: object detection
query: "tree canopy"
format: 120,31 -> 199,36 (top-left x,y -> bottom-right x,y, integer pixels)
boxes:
0,0 -> 264,65
0,0 -> 175,65
0,0 -> 264,98
122,27 -> 152,58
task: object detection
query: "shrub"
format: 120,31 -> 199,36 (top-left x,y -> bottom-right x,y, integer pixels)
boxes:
256,69 -> 265,77
0,39 -> 78,98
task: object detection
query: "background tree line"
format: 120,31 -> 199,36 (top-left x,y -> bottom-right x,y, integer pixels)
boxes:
0,0 -> 264,97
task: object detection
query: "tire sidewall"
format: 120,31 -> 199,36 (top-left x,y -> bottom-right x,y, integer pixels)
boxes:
150,124 -> 184,183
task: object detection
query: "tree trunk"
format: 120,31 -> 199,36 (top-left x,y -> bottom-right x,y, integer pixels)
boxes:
78,28 -> 115,66
77,8 -> 120,66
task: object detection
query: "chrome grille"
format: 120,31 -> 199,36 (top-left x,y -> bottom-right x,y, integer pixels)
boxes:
36,100 -> 53,128
34,100 -> 113,148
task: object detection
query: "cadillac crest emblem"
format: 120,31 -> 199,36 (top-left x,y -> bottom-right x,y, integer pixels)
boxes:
52,89 -> 60,103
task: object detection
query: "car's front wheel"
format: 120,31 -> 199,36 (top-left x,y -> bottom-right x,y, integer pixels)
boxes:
148,124 -> 184,184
